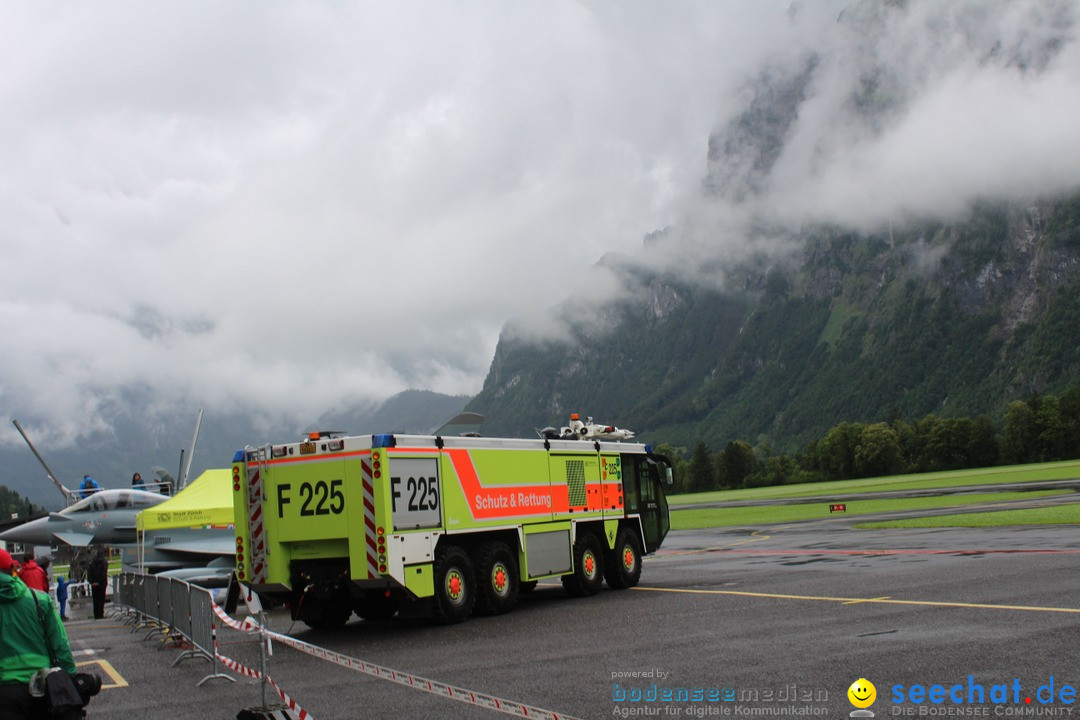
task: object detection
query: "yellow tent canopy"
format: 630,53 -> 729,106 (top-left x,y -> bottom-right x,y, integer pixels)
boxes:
136,468 -> 233,531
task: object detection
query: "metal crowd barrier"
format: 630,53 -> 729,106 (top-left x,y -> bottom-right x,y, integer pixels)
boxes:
67,580 -> 92,599
112,573 -> 309,717
112,573 -> 236,686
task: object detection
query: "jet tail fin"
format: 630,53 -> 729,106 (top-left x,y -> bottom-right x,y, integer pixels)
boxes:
435,412 -> 484,437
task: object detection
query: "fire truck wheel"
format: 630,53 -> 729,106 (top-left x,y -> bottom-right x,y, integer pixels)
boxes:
562,531 -> 605,597
433,545 -> 476,624
474,541 -> 519,616
604,528 -> 642,589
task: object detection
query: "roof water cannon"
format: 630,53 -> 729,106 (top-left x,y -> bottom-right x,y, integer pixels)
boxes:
555,414 -> 636,441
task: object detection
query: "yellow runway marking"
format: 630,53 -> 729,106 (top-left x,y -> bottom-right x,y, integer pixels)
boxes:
75,659 -> 128,689
633,585 -> 1080,614
843,596 -> 892,605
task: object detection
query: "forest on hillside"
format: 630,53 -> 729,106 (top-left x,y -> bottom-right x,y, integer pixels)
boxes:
2,386 -> 1077,521
662,386 -> 1080,494
0,485 -> 41,522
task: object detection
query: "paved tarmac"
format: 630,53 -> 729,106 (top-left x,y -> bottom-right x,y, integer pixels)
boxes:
65,492 -> 1080,720
62,598 -> 272,719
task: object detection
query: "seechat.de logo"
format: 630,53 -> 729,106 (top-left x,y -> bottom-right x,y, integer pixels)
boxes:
849,678 -> 877,718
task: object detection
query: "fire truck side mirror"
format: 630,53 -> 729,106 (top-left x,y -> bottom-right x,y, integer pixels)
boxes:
647,453 -> 675,486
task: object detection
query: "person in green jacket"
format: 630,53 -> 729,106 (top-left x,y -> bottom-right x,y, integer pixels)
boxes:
0,547 -> 77,720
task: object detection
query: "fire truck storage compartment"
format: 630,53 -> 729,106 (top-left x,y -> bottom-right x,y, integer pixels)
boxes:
524,524 -> 572,577
389,531 -> 436,597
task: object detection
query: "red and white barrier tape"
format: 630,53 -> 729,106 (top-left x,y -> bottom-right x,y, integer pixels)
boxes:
261,627 -> 581,720
210,601 -> 580,720
215,649 -> 312,720
211,601 -> 261,633
209,604 -> 310,718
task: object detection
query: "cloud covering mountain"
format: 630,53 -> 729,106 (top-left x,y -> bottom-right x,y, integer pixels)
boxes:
2,0 -> 1078,450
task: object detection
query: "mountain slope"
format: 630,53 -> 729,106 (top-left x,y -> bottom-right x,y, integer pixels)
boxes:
312,389 -> 470,436
467,0 -> 1080,451
467,194 -> 1080,450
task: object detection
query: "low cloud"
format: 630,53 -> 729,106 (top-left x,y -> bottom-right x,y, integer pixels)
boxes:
2,0 -> 1078,446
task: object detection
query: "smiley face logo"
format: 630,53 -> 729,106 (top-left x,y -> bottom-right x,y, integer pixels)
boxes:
848,678 -> 876,709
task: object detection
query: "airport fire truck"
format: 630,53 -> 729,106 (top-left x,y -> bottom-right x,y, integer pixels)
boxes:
231,426 -> 673,627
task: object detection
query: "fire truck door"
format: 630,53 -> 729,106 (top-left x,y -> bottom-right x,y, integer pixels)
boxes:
624,455 -> 668,553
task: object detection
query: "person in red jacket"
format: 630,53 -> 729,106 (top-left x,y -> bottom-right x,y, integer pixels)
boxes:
16,553 -> 48,594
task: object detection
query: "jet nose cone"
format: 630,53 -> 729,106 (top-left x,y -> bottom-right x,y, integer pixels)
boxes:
0,525 -> 33,543
0,517 -> 53,545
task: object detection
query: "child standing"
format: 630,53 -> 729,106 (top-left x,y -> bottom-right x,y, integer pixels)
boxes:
56,574 -> 69,620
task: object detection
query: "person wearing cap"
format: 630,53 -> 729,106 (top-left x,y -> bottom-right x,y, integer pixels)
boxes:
0,547 -> 77,719
17,554 -> 47,594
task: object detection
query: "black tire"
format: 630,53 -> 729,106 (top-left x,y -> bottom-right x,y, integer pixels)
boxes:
432,545 -> 476,624
604,528 -> 643,589
519,580 -> 539,594
561,531 -> 605,597
473,541 -> 518,616
299,592 -> 352,630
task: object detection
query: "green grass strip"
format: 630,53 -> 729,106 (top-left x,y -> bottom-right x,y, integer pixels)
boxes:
669,490 -> 1067,530
857,503 -> 1080,529
668,459 -> 1080,506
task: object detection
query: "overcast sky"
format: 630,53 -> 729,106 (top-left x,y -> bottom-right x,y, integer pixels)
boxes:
2,1 -> 1079,448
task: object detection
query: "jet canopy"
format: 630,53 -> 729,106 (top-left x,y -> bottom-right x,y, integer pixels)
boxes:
63,489 -> 167,515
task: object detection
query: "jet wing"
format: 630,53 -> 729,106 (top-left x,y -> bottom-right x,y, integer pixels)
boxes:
156,562 -> 234,588
144,527 -> 234,557
50,530 -> 96,547
151,536 -> 234,556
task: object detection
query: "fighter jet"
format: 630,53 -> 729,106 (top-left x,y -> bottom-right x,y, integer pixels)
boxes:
0,483 -> 235,585
0,489 -> 169,547
8,416 -> 235,586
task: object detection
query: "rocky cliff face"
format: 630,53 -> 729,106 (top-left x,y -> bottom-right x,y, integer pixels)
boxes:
468,193 -> 1080,449
467,0 -> 1080,448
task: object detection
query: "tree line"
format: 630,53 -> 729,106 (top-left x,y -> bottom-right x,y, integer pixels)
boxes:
0,485 -> 41,521
658,386 -> 1080,494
